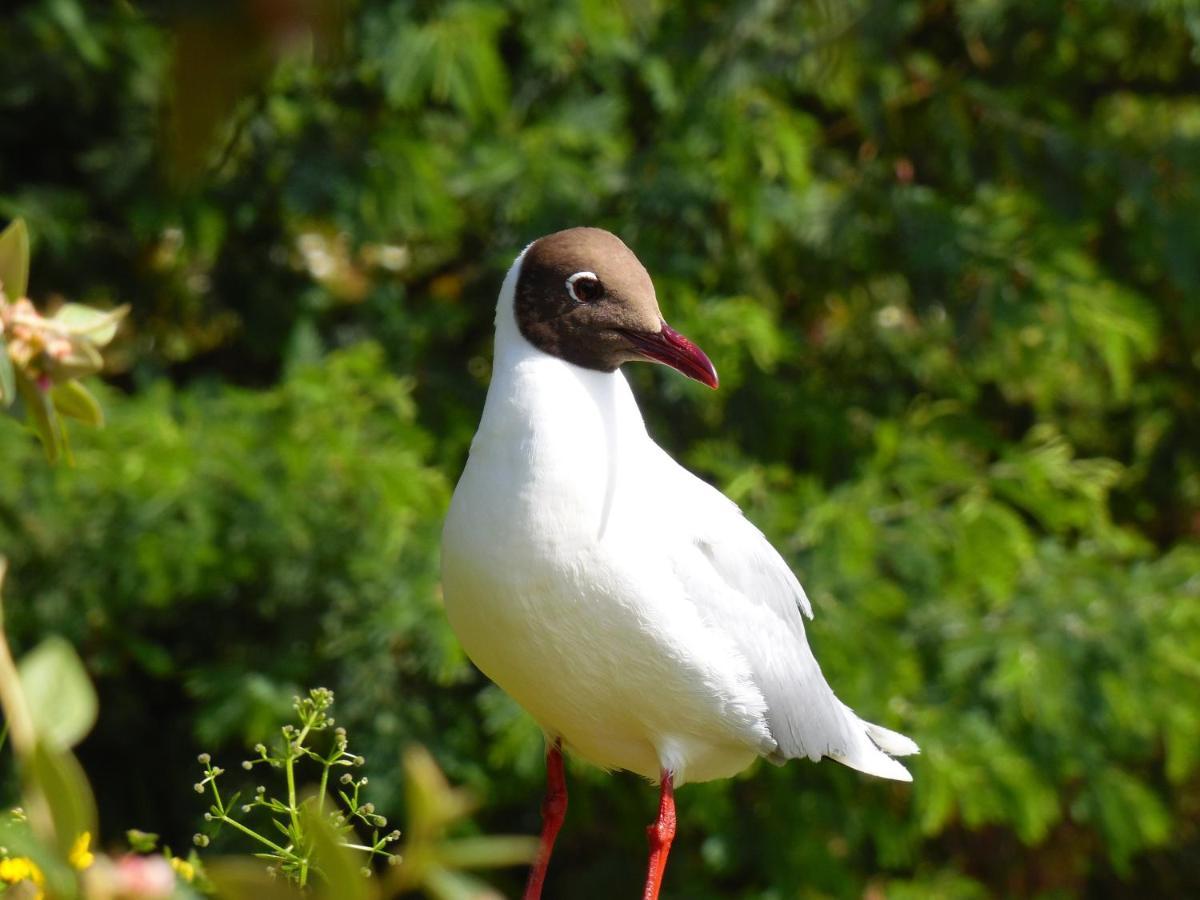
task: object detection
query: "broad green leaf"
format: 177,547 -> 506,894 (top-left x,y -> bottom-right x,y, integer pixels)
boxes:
27,742 -> 97,858
51,303 -> 129,346
15,370 -> 61,462
0,217 -> 30,299
0,336 -> 14,408
304,803 -> 369,900
51,380 -> 104,427
404,745 -> 475,833
19,636 -> 99,749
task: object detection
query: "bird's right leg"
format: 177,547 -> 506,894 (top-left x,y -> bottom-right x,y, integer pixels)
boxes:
641,770 -> 677,900
523,737 -> 567,900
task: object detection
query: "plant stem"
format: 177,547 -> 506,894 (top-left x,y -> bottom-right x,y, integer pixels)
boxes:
0,558 -> 57,845
287,713 -> 314,830
210,776 -> 224,814
286,751 -> 300,839
217,814 -> 297,859
316,760 -> 331,817
0,559 -> 36,758
285,709 -> 319,886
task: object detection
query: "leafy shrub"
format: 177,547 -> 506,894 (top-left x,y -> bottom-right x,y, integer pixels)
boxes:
0,343 -> 458,834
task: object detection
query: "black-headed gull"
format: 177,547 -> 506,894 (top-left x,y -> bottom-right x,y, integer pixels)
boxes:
442,227 -> 918,899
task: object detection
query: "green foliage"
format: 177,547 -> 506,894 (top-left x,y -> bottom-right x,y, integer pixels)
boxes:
2,0 -> 1200,897
0,342 -> 455,793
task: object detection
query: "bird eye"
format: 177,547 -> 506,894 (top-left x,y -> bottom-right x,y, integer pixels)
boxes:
566,271 -> 603,303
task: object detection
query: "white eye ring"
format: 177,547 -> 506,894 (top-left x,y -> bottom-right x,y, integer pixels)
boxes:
566,271 -> 601,302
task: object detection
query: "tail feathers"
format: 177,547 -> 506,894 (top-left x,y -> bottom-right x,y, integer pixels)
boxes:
828,705 -> 919,783
862,720 -> 920,757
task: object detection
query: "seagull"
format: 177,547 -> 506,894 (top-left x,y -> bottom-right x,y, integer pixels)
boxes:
441,227 -> 918,899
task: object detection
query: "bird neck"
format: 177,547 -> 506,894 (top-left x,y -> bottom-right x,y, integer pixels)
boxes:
484,247 -> 648,446
486,313 -> 644,438
467,257 -> 654,540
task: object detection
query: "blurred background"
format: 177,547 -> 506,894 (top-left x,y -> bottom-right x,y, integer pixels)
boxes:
2,0 -> 1199,896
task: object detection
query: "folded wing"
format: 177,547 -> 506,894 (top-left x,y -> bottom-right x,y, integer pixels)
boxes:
650,445 -> 918,781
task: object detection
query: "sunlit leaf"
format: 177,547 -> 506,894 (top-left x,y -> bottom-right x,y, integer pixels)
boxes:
51,380 -> 104,427
51,303 -> 129,346
0,217 -> 30,299
19,636 -> 99,749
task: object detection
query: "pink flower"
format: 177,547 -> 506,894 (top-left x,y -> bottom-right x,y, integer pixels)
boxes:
114,855 -> 177,897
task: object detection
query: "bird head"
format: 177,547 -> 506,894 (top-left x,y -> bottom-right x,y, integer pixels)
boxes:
513,227 -> 719,389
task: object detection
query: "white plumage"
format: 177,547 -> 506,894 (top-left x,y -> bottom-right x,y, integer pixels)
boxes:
442,243 -> 918,788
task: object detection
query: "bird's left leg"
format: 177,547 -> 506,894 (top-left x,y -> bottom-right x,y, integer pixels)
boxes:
523,737 -> 567,900
641,770 -> 676,900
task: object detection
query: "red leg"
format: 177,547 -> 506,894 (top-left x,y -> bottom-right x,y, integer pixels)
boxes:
523,738 -> 567,900
642,771 -> 676,900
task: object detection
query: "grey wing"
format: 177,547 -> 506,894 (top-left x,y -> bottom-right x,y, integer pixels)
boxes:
653,447 -> 918,781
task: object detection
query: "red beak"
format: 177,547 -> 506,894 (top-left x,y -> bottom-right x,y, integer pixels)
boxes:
622,320 -> 719,389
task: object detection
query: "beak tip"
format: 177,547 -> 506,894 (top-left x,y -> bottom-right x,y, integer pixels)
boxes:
623,320 -> 720,390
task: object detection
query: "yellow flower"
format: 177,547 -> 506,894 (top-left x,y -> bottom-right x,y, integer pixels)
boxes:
0,855 -> 45,887
69,831 -> 95,870
169,855 -> 195,882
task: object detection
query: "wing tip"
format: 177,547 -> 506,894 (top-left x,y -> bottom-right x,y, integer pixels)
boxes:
796,585 -> 813,619
828,747 -> 914,782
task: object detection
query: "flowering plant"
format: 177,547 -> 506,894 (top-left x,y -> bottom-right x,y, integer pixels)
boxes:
0,560 -> 204,899
192,688 -> 401,888
0,218 -> 127,462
